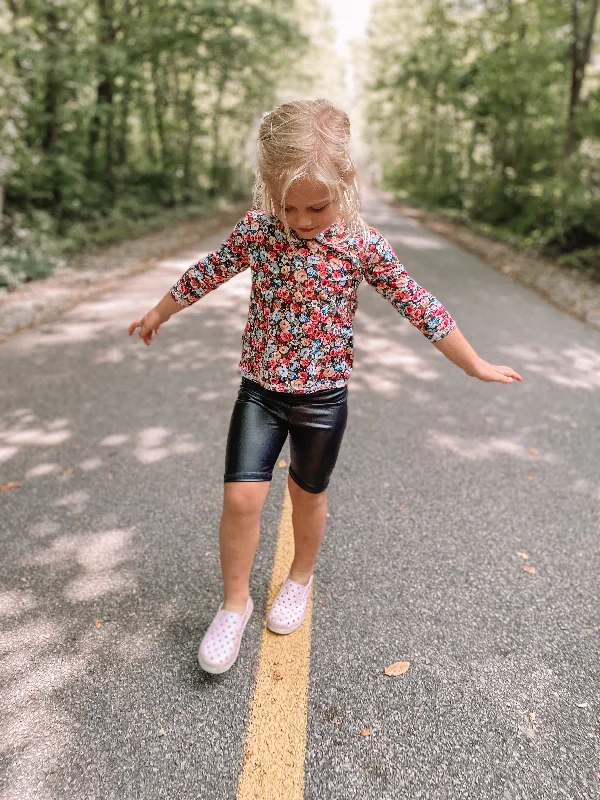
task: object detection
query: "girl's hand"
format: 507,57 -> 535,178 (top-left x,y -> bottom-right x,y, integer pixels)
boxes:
128,309 -> 162,346
468,358 -> 523,384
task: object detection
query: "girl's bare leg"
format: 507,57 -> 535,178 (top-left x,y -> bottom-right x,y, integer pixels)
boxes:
287,474 -> 328,585
220,481 -> 270,613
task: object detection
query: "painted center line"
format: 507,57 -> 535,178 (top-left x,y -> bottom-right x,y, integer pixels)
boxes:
237,486 -> 312,800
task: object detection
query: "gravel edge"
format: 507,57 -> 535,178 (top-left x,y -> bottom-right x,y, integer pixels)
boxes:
392,201 -> 600,331
0,202 -> 248,342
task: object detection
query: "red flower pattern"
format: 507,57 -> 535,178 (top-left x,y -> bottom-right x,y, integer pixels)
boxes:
170,211 -> 456,394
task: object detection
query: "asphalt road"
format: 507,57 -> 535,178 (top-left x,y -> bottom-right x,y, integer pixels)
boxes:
1,188 -> 598,800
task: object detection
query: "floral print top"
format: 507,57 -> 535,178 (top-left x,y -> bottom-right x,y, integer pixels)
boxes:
170,210 -> 456,394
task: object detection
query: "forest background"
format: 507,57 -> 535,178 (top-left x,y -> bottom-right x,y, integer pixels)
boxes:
0,0 -> 598,291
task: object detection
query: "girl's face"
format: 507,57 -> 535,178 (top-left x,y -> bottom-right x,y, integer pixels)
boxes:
274,179 -> 342,239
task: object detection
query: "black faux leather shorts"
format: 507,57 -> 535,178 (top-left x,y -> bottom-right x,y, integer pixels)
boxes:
224,377 -> 349,494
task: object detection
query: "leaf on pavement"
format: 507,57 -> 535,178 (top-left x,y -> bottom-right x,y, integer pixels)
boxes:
523,565 -> 536,575
384,661 -> 411,676
529,448 -> 538,456
62,468 -> 73,477
360,728 -> 372,737
527,475 -> 534,480
516,552 -> 530,560
1,481 -> 21,491
94,619 -> 103,629
278,459 -> 287,468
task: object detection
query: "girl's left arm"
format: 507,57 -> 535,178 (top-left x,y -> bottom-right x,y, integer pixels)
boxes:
362,230 -> 522,385
433,326 -> 522,384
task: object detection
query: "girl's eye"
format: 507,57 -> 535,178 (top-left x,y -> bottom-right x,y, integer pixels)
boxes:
283,203 -> 329,213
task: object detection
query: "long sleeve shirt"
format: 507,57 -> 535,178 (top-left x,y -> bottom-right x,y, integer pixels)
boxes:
170,210 -> 456,394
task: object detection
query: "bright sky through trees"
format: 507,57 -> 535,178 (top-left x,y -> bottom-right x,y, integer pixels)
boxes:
327,0 -> 374,59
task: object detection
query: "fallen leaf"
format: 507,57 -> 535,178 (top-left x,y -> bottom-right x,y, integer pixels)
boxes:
396,504 -> 404,511
278,459 -> 287,468
1,481 -> 21,491
517,552 -> 530,560
62,468 -> 73,477
317,599 -> 323,605
74,444 -> 81,450
74,519 -> 80,525
94,619 -> 103,629
529,448 -> 538,456
384,661 -> 411,676
523,565 -> 536,575
106,472 -> 113,480
360,728 -> 372,737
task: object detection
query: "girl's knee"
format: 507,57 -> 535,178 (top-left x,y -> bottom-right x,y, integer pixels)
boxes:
287,473 -> 327,504
223,480 -> 270,517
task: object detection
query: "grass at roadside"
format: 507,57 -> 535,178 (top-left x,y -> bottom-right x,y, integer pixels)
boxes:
0,197 -> 239,292
396,197 -> 600,284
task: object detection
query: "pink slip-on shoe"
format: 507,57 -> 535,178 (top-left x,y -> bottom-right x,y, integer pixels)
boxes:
266,573 -> 313,635
197,596 -> 253,674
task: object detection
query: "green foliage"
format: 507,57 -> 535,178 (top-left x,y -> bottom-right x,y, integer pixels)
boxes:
364,0 -> 600,273
0,0 -> 314,289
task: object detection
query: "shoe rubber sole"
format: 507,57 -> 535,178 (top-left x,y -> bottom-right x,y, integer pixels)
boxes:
266,616 -> 305,635
198,597 -> 253,674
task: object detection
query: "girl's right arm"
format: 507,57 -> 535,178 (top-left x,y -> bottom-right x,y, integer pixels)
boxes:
128,212 -> 255,346
128,292 -> 184,346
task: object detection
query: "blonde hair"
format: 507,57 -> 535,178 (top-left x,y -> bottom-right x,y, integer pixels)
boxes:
253,99 -> 365,238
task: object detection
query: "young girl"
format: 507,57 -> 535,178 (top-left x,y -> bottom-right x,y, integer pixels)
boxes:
128,99 -> 522,674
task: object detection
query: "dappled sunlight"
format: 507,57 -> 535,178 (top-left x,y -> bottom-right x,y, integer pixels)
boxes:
392,233 -> 449,251
0,612 -> 126,800
498,343 -> 600,391
354,334 -> 440,381
53,490 -> 90,514
134,426 -> 201,464
0,446 -> 18,463
350,306 -> 442,397
428,431 -> 557,463
570,477 -> 600,502
99,433 -> 130,447
78,457 -> 103,472
0,590 -> 38,619
25,462 -> 62,478
30,519 -> 62,539
0,426 -> 71,447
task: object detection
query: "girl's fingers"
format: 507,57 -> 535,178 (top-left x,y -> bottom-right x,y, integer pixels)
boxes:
128,321 -> 141,336
496,365 -> 523,382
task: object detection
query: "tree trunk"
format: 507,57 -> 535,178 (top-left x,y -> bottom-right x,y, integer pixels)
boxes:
151,56 -> 165,169
41,9 -> 61,154
87,0 -> 116,199
564,0 -> 599,158
116,76 -> 131,167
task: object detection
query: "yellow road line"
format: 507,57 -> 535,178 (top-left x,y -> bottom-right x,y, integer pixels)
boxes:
237,486 -> 312,800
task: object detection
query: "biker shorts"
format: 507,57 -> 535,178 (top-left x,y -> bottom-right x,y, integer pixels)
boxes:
224,376 -> 349,494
